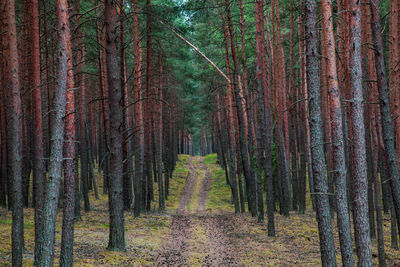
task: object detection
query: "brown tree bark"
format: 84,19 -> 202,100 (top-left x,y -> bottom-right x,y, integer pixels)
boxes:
220,14 -> 240,213
321,0 -> 354,265
365,5 -> 386,256
144,0 -> 153,212
157,52 -> 165,210
2,0 -> 24,265
75,0 -> 91,212
319,6 -> 334,215
298,12 -> 313,212
37,0 -> 71,264
361,1 -> 375,240
104,0 -> 126,251
239,0 -> 254,215
96,15 -> 110,200
348,0 -> 372,264
289,0 -> 299,212
0,13 -> 5,208
304,0 -> 337,265
255,0 -> 274,231
389,0 -> 400,169
271,0 -> 291,215
224,0 -> 256,216
133,0 -> 144,217
370,0 -> 400,244
29,0 -> 46,264
119,0 -> 133,211
60,31 -> 77,267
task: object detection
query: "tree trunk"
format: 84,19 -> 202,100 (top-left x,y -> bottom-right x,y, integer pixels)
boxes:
374,152 -> 386,266
370,0 -> 400,242
389,0 -> 400,170
133,0 -> 144,217
144,0 -> 153,212
297,16 -> 308,213
304,1 -> 337,264
60,31 -> 77,267
157,53 -> 165,210
0,14 -> 6,208
75,0 -> 90,213
29,0 -> 46,263
119,0 -> 133,211
255,0 -> 274,227
3,0 -> 24,265
271,0 -> 291,216
220,14 -> 240,213
37,0 -> 70,264
104,0 -> 126,251
348,0 -> 372,264
224,0 -> 256,217
321,0 -> 355,265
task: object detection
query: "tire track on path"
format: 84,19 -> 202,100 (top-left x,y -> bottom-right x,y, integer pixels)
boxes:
156,156 -> 197,266
157,156 -> 239,266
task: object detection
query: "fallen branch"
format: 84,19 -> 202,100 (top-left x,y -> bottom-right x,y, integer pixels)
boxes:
158,20 -> 231,83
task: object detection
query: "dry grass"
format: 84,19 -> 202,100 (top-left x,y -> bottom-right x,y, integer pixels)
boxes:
0,155 -> 190,267
204,153 -> 400,266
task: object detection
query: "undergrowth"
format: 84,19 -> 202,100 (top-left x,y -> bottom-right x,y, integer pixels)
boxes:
203,154 -> 234,213
0,154 -> 190,266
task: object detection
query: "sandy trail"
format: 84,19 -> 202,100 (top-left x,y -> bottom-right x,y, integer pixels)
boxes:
197,158 -> 211,215
155,215 -> 192,266
156,156 -> 239,266
176,157 -> 197,215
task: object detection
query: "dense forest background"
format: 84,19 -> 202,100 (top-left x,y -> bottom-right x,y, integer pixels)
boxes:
1,0 -> 400,266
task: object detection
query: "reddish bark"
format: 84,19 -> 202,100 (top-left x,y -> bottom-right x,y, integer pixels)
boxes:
370,0 -> 400,247
96,16 -> 110,199
304,0 -> 337,264
145,0 -> 153,212
289,0 -> 299,211
220,12 -> 239,213
38,0 -> 71,264
133,0 -> 144,217
297,10 -> 310,212
320,24 -> 335,214
348,0 -> 372,264
119,0 -> 133,210
254,0 -> 274,232
224,0 -> 256,216
75,1 -> 91,212
60,29 -> 77,267
28,0 -> 46,263
157,52 -> 165,210
271,0 -> 291,216
389,0 -> 400,168
364,5 -> 385,259
321,0 -> 354,265
2,0 -> 24,265
104,0 -> 126,251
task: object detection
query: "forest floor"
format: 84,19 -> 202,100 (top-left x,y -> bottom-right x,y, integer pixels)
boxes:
0,154 -> 400,266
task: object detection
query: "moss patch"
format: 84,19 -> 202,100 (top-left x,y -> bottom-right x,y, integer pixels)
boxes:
203,154 -> 234,213
164,155 -> 190,212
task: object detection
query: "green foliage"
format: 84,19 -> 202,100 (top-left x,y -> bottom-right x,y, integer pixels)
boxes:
203,153 -> 218,165
203,154 -> 234,212
165,155 -> 191,211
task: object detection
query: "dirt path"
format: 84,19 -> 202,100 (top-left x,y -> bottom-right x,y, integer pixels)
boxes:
155,215 -> 192,266
197,159 -> 211,215
176,156 -> 197,215
200,215 -> 239,266
156,156 -> 239,266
